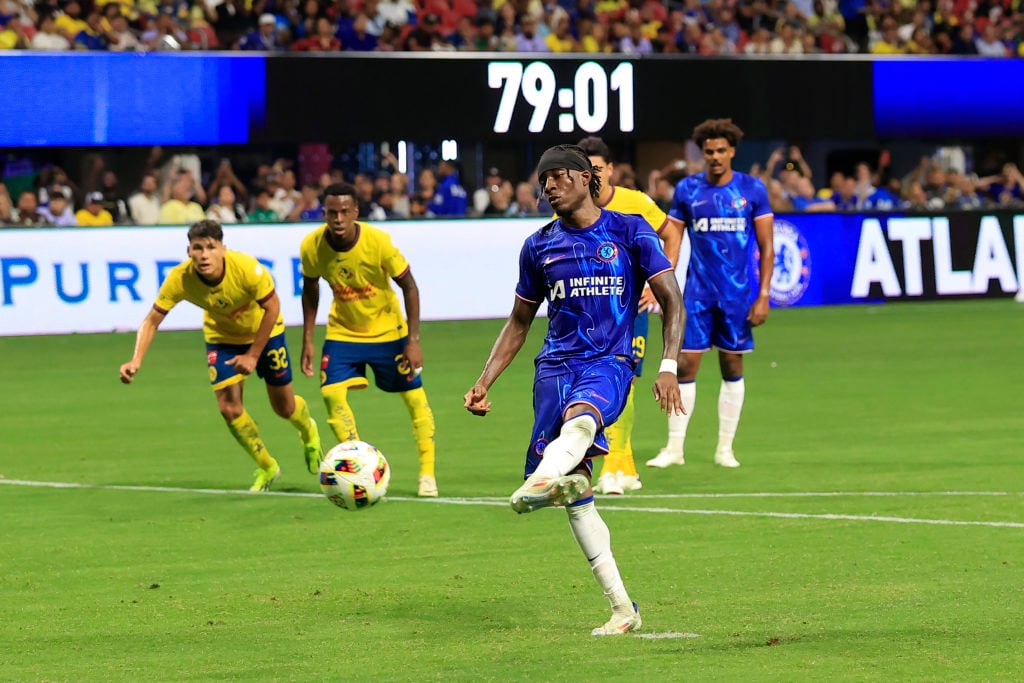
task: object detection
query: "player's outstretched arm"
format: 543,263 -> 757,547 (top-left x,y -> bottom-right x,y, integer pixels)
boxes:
748,214 -> 775,327
464,297 -> 540,416
119,307 -> 167,384
394,270 -> 424,374
299,276 -> 320,377
648,271 -> 685,415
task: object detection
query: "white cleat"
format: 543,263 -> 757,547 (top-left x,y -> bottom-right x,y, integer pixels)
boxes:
509,474 -> 589,514
617,473 -> 643,492
595,472 -> 623,495
417,474 -> 439,497
645,449 -> 685,468
714,450 -> 741,468
592,602 -> 642,636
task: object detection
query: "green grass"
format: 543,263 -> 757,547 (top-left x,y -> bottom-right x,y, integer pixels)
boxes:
1,301 -> 1022,681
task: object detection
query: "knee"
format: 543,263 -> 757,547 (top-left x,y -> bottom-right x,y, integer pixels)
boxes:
219,404 -> 243,422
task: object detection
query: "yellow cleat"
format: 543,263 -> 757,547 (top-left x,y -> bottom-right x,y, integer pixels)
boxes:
249,462 -> 281,492
304,418 -> 324,475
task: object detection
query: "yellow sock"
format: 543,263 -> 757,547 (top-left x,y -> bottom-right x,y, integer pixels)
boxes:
602,385 -> 637,477
323,386 -> 359,442
227,411 -> 276,470
401,387 -> 436,478
287,394 -> 315,443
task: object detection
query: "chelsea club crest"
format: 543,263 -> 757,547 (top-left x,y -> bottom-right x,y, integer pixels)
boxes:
597,242 -> 618,262
769,220 -> 811,306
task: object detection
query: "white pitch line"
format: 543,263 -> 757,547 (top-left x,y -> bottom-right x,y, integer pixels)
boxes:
2,479 -> 1023,528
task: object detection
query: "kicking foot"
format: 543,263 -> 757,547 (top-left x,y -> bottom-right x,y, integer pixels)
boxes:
509,474 -> 589,514
417,474 -> 438,497
617,473 -> 643,492
592,602 -> 642,636
646,449 -> 685,468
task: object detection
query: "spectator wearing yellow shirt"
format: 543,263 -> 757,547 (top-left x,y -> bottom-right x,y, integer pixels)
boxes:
159,177 -> 206,225
545,12 -> 578,52
580,19 -> 613,53
0,15 -> 30,49
871,17 -> 906,54
75,192 -> 115,226
54,0 -> 89,41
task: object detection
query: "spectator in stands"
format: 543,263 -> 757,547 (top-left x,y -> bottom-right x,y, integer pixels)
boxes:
981,163 -> 1024,206
790,176 -> 836,212
508,181 -> 541,217
951,22 -> 979,54
75,191 -> 114,226
581,18 -> 613,52
158,176 -> 206,225
743,26 -> 773,53
0,183 -> 12,223
379,0 -> 415,27
7,191 -> 49,227
31,12 -> 70,50
770,20 -> 804,53
473,14 -> 499,50
832,175 -> 858,211
129,173 -> 163,226
620,11 -> 653,53
906,25 -> 936,53
213,0 -> 251,49
55,0 -> 88,43
290,183 -> 323,221
240,13 -> 285,50
273,169 -> 302,218
344,13 -> 379,50
975,23 -> 1010,56
410,191 -> 433,218
546,10 -> 578,51
206,185 -> 247,223
96,170 -> 128,223
38,167 -> 78,207
516,15 -> 549,51
428,160 -> 468,216
293,16 -> 342,50
871,16 -> 904,53
207,159 -> 248,207
187,5 -> 219,50
142,8 -> 189,50
472,166 -> 504,216
73,7 -> 107,50
0,13 -> 29,48
107,13 -> 141,51
953,176 -> 985,209
247,189 -> 281,222
39,191 -> 77,226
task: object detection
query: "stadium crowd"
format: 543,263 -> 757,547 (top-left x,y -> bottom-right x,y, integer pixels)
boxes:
0,0 -> 1022,56
2,143 -> 1023,227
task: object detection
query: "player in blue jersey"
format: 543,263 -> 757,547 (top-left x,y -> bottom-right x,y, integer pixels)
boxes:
647,118 -> 774,470
464,144 -> 684,636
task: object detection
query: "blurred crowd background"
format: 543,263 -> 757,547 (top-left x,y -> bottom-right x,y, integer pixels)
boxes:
1,0 -> 1022,56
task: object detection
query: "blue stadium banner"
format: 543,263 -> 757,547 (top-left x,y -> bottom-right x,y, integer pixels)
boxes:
761,211 -> 1024,307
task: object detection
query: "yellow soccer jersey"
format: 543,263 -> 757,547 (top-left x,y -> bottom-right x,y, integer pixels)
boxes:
601,186 -> 669,233
300,223 -> 410,343
154,250 -> 285,344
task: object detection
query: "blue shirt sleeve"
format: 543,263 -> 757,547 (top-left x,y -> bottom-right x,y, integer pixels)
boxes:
514,237 -> 544,302
749,176 -> 772,218
632,218 -> 673,280
668,179 -> 690,225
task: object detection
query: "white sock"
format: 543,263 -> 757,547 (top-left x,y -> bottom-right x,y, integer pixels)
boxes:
717,377 -> 745,453
567,501 -> 632,613
665,382 -> 696,452
533,414 -> 598,479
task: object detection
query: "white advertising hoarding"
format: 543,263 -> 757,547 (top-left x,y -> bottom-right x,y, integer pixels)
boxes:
0,219 -> 543,336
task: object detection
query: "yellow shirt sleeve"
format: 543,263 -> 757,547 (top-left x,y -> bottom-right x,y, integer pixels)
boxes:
153,263 -> 187,313
379,232 -> 410,279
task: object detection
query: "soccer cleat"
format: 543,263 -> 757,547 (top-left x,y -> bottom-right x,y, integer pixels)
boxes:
645,448 -> 685,468
592,602 -> 642,636
617,473 -> 643,492
304,418 -> 324,475
714,449 -> 741,468
595,471 -> 624,495
417,474 -> 438,497
249,462 -> 281,492
509,473 -> 589,514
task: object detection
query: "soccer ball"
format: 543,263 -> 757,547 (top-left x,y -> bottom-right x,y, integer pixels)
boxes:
319,441 -> 391,511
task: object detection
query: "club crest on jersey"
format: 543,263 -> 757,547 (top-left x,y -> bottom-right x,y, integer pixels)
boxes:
533,438 -> 549,456
732,196 -> 748,210
767,219 -> 811,306
597,242 -> 618,262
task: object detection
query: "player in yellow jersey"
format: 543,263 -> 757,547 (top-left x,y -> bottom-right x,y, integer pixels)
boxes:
119,220 -> 323,492
299,183 -> 438,497
577,136 -> 684,495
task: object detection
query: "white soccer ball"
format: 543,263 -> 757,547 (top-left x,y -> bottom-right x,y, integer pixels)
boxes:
319,441 -> 390,511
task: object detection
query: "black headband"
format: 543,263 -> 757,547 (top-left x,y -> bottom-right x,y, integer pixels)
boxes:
536,148 -> 592,179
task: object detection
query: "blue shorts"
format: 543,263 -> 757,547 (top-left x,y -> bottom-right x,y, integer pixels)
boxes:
682,298 -> 754,353
320,337 -> 422,393
523,356 -> 634,479
206,332 -> 293,391
631,311 -> 649,378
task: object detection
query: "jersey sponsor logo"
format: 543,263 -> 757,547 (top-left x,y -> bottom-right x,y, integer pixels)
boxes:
768,220 -> 811,306
692,217 -> 747,233
597,242 -> 619,262
549,276 -> 625,300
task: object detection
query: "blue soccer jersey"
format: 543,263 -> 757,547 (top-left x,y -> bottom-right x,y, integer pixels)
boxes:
516,209 -> 673,364
669,171 -> 772,302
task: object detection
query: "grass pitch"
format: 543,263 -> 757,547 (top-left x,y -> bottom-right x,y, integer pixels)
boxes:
1,300 -> 1022,681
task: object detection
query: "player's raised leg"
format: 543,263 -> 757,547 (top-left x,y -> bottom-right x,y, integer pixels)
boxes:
510,409 -> 596,513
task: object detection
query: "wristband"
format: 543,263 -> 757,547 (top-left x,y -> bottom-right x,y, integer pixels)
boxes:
658,359 -> 678,375
759,288 -> 770,297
